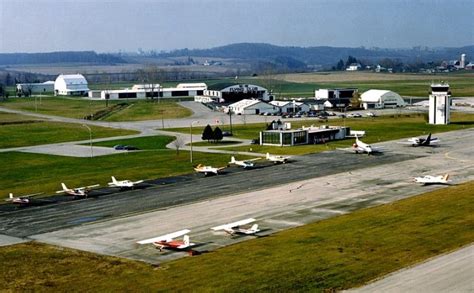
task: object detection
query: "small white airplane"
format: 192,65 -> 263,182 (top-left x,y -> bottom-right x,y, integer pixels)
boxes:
108,176 -> 144,189
194,164 -> 226,176
137,229 -> 195,251
56,183 -> 100,198
350,136 -> 382,155
229,156 -> 260,168
414,174 -> 451,185
400,133 -> 440,147
211,218 -> 260,236
5,192 -> 43,205
266,153 -> 290,164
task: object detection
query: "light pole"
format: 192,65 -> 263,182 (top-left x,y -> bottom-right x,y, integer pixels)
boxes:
82,124 -> 93,158
190,120 -> 199,163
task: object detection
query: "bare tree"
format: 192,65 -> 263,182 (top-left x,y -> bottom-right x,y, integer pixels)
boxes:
171,136 -> 186,156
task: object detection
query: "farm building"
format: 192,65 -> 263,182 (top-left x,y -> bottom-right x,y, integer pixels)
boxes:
54,74 -> 89,96
196,83 -> 272,104
16,81 -> 54,96
269,100 -> 311,113
360,90 -> 405,109
315,88 -> 357,108
228,99 -> 278,115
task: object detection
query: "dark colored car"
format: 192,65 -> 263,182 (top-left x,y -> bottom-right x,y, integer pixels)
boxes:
222,131 -> 233,137
114,145 -> 126,150
124,145 -> 140,151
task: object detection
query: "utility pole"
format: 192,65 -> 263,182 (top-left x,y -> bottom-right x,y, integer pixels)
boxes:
82,124 -> 93,158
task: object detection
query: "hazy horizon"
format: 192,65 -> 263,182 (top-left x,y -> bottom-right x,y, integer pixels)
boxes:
1,0 -> 473,54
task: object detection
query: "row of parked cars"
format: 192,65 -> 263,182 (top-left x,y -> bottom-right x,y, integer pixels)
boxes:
338,112 -> 377,118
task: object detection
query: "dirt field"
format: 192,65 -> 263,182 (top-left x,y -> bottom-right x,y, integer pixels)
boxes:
270,71 -> 473,83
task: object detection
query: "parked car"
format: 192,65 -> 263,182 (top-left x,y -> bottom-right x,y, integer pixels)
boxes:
250,139 -> 260,145
124,145 -> 140,151
338,114 -> 346,118
113,145 -> 126,150
326,111 -> 336,116
222,131 -> 233,137
347,113 -> 362,118
366,112 -> 377,117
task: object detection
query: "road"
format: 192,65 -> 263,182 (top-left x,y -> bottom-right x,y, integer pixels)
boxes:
348,244 -> 474,293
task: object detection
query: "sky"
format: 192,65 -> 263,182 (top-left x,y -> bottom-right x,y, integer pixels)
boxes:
0,0 -> 473,53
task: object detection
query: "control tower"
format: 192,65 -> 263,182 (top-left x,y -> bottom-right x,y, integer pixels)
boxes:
429,83 -> 451,125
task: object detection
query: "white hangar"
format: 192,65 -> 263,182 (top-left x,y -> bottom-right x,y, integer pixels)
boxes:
360,89 -> 405,109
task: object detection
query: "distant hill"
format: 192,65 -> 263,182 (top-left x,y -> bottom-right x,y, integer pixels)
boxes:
0,51 -> 127,65
159,43 -> 474,67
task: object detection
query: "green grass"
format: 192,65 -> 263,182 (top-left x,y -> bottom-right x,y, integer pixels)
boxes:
0,97 -> 192,121
1,181 -> 472,291
0,150 -> 231,197
0,120 -> 137,149
104,101 -> 192,121
90,135 -> 174,150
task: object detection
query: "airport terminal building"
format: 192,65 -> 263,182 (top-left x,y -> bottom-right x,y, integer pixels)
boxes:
260,123 -> 349,146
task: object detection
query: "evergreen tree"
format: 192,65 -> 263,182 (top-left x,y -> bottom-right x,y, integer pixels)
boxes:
201,124 -> 213,142
213,126 -> 223,143
336,59 -> 344,70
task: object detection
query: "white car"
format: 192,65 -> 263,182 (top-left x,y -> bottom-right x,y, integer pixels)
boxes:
347,113 -> 362,118
366,112 -> 377,117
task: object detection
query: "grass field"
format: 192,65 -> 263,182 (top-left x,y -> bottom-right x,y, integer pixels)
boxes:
1,181 -> 472,291
0,97 -> 192,121
0,119 -> 137,149
0,149 -> 231,197
90,135 -> 174,150
171,112 -> 474,155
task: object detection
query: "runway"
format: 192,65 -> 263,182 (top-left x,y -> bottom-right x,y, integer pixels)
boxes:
0,129 -> 468,264
349,244 -> 474,293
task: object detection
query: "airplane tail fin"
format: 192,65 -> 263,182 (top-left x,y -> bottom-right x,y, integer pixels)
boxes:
9,193 -> 13,199
230,156 -> 236,163
424,133 -> 432,145
443,174 -> 449,181
183,235 -> 190,246
266,153 -> 270,159
111,176 -> 118,183
61,183 -> 68,191
250,224 -> 259,233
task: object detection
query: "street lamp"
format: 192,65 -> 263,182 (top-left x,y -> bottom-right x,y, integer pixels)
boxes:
190,120 -> 199,163
82,124 -> 93,158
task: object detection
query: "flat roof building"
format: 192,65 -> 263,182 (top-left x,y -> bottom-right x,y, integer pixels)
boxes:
16,81 -> 54,97
260,125 -> 349,146
197,83 -> 272,104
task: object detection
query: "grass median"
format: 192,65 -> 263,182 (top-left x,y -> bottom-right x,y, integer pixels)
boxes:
0,116 -> 137,149
1,181 -> 472,291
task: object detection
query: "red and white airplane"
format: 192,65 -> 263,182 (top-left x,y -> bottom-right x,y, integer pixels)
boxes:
194,164 -> 226,176
211,218 -> 260,236
108,176 -> 144,189
56,183 -> 100,198
414,174 -> 451,185
137,229 -> 195,251
5,192 -> 42,205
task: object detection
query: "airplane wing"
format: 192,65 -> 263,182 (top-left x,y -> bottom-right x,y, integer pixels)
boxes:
211,218 -> 256,231
133,180 -> 144,185
136,229 -> 191,244
245,158 -> 261,162
86,184 -> 100,189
